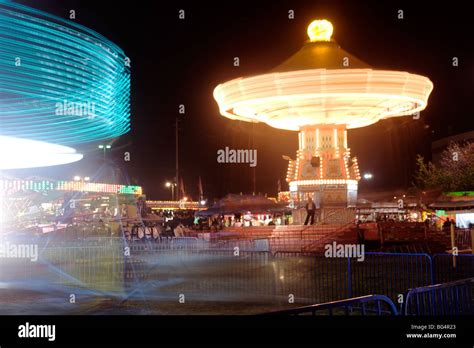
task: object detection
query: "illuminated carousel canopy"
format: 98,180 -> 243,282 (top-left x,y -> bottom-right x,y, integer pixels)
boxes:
0,135 -> 83,169
0,1 -> 131,168
213,19 -> 433,131
213,19 -> 434,214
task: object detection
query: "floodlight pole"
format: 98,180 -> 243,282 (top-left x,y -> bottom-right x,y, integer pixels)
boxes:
98,144 -> 111,161
175,117 -> 180,201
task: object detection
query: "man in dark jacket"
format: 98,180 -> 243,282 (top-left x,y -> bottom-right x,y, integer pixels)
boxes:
304,197 -> 316,225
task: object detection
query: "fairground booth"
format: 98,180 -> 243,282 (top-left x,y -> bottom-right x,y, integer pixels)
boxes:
0,177 -> 142,238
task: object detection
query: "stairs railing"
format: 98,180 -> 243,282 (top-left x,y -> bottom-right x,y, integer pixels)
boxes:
301,221 -> 355,252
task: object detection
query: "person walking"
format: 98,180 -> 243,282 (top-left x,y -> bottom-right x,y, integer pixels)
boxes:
304,197 -> 316,225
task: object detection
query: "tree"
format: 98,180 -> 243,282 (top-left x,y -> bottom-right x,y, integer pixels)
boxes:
414,141 -> 474,192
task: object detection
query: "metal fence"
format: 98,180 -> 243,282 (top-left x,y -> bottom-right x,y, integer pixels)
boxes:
265,277 -> 474,316
402,278 -> 474,315
264,294 -> 398,316
39,238 -> 125,293
118,248 -> 474,307
0,237 -> 125,295
1,237 -> 473,313
433,253 -> 474,283
121,249 -> 276,302
350,252 -> 433,304
273,251 -> 350,304
455,228 -> 472,251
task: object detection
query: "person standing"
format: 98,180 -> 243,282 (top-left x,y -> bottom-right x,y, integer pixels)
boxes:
304,197 -> 316,225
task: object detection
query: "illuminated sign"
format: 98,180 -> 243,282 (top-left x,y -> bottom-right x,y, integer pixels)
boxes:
0,179 -> 142,195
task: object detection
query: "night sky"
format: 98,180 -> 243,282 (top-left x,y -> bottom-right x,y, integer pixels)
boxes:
8,0 -> 473,200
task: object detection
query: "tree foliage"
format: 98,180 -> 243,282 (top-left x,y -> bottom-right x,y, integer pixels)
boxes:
414,141 -> 474,191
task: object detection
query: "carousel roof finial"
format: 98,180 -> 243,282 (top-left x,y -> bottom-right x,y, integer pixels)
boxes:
307,19 -> 333,42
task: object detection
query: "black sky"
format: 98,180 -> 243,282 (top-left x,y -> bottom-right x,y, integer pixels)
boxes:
8,0 -> 474,200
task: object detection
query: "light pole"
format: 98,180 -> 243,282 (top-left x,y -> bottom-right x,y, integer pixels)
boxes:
98,144 -> 111,160
165,181 -> 175,200
363,173 -> 373,180
175,117 -> 180,201
73,176 -> 90,182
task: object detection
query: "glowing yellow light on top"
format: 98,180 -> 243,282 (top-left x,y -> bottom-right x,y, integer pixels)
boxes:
307,19 -> 333,42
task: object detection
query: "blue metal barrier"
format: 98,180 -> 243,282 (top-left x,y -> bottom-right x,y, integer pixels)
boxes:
402,278 -> 474,315
272,251 -> 434,305
263,294 -> 398,316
